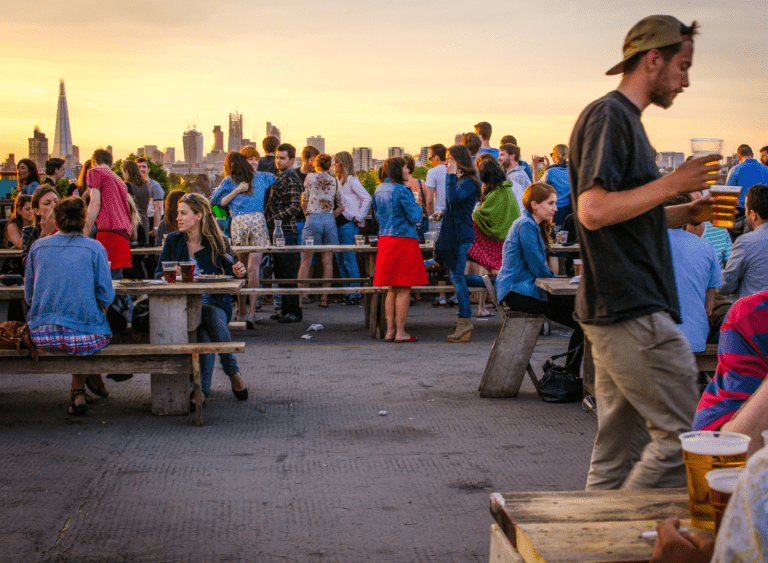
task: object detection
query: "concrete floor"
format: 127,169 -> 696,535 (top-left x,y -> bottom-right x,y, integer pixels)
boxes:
0,299 -> 596,563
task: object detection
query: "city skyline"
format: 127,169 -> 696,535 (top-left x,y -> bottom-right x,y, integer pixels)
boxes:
2,1 -> 766,164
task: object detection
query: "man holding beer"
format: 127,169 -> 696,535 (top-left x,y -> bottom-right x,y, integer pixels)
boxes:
569,15 -> 727,490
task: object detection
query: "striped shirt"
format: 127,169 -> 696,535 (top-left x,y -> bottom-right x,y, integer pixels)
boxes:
693,291 -> 768,431
702,222 -> 732,269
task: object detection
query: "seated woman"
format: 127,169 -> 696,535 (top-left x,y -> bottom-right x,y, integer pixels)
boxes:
24,197 -> 115,415
155,193 -> 248,407
21,185 -> 59,268
494,183 -> 584,372
155,190 -> 186,243
3,195 -> 33,321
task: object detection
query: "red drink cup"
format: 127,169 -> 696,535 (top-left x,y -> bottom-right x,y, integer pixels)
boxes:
179,261 -> 195,283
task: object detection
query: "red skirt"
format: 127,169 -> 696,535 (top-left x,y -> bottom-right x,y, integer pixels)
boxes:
96,230 -> 132,269
374,236 -> 428,287
467,222 -> 503,271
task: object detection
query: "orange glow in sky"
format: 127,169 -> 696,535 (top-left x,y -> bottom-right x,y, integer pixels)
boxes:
2,1 -> 767,163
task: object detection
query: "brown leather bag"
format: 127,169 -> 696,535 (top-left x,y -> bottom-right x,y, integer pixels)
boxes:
0,321 -> 38,360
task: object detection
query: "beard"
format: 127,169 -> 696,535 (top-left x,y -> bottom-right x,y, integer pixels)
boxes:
649,68 -> 677,109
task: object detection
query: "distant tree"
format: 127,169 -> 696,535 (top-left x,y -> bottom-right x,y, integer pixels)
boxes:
412,166 -> 428,181
112,153 -> 170,193
357,169 -> 380,197
168,173 -> 184,188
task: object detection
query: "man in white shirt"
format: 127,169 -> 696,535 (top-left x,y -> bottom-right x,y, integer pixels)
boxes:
499,143 -> 529,208
426,144 -> 447,220
136,157 -> 164,238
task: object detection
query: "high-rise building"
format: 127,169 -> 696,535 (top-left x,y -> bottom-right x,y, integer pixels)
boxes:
52,80 -> 73,160
388,147 -> 405,158
164,147 -> 175,164
241,139 -> 255,149
28,127 -> 49,171
307,135 -> 325,153
212,126 -> 224,151
183,128 -> 204,164
656,152 -> 685,170
266,121 -> 281,140
1,154 -> 16,172
353,147 -> 373,172
71,146 -> 79,161
419,147 -> 430,165
228,111 -> 243,153
266,122 -> 271,136
151,149 -> 164,163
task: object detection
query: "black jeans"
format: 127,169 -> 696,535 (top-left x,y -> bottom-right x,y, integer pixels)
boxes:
273,231 -> 302,320
503,290 -> 584,373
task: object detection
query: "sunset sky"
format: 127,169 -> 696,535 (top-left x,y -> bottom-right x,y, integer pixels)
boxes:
2,0 -> 766,163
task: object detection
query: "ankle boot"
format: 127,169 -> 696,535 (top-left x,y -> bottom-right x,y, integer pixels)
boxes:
447,318 -> 473,342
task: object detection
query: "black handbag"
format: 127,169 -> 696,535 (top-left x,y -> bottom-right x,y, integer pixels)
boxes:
537,344 -> 583,403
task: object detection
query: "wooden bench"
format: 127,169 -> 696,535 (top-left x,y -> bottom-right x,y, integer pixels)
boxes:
695,343 -> 718,371
1,342 -> 245,426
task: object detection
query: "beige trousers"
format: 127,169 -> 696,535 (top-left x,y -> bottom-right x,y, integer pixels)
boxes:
581,311 -> 699,490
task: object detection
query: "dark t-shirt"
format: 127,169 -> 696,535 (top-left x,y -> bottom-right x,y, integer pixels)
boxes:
257,155 -> 278,175
569,90 -> 680,325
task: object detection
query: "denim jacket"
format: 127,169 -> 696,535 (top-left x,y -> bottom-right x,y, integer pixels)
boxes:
372,180 -> 421,239
494,210 -> 554,301
211,173 -> 275,216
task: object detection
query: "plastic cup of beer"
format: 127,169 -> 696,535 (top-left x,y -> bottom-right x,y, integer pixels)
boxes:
162,261 -> 179,284
573,259 -> 583,276
709,185 -> 741,229
679,430 -> 750,530
179,261 -> 195,283
354,235 -> 365,247
705,467 -> 743,533
690,138 -> 723,184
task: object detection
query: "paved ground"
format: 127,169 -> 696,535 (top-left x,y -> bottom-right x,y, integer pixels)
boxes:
0,298 -> 596,562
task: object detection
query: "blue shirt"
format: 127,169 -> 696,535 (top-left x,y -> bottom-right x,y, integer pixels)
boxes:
667,229 -> 722,352
435,174 -> 479,271
372,180 -> 422,239
478,147 -> 500,159
495,210 -> 554,302
541,162 -> 571,208
21,181 -> 40,195
25,232 -> 115,335
726,159 -> 768,206
520,161 -> 533,182
211,173 -> 275,216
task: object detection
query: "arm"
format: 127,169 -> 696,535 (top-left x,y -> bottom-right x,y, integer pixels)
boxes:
520,223 -> 554,279
350,177 -> 372,222
210,178 -> 239,208
95,249 -> 116,308
704,287 -> 716,316
446,175 -> 478,204
6,223 -> 23,250
83,188 -> 101,236
152,200 -> 163,229
23,249 -> 34,305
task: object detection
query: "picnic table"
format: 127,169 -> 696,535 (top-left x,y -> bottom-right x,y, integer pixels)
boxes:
488,488 -> 702,563
550,243 -> 581,253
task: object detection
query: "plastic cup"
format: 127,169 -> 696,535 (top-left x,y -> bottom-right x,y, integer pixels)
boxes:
304,237 -> 314,247
573,259 -> 583,276
558,231 -> 568,244
679,431 -> 750,530
691,139 -> 723,184
709,185 -> 741,228
275,237 -> 285,248
705,468 -> 743,533
179,261 -> 195,283
162,261 -> 179,284
355,235 -> 365,247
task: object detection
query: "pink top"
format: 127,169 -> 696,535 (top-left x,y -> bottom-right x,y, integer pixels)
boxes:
87,168 -> 132,232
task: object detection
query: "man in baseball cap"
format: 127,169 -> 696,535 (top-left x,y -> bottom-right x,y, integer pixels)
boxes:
567,15 -> 726,493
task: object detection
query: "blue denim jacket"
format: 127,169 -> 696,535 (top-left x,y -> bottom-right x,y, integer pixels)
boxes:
372,180 -> 422,239
25,232 -> 115,335
494,210 -> 554,301
211,173 -> 275,216
21,181 -> 40,195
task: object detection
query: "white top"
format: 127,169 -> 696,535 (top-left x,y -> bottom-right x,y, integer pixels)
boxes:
506,166 -> 530,211
338,175 -> 372,225
426,164 -> 447,213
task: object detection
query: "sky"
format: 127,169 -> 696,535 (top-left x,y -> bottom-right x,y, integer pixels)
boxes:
2,0 -> 767,163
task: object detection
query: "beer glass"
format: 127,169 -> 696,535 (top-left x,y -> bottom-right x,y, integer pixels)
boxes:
679,431 -> 750,530
708,185 -> 741,229
705,468 -> 743,533
161,261 -> 179,284
179,261 -> 195,283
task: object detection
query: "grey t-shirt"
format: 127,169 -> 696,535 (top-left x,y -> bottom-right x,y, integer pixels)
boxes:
146,179 -> 165,218
569,90 -> 680,325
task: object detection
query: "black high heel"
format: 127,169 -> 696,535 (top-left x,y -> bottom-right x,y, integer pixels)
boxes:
229,373 -> 248,401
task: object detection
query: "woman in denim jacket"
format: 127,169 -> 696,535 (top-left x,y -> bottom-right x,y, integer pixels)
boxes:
372,157 -> 428,342
494,183 -> 584,372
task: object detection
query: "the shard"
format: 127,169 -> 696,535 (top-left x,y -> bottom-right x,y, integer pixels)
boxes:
52,79 -> 73,159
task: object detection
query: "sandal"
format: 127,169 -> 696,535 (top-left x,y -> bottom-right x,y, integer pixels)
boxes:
85,373 -> 109,398
68,389 -> 88,416
319,300 -> 328,308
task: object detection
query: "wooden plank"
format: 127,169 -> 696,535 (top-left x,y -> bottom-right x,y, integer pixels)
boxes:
695,343 -> 718,372
490,524 -> 525,563
187,295 -> 203,332
480,313 -> 545,398
261,278 -> 371,285
0,343 -> 245,357
2,356 -> 191,375
149,294 -> 192,416
238,285 -> 486,296
534,278 -> 578,296
550,243 -> 581,253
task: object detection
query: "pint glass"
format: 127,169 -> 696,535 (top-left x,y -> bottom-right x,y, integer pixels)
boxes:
691,138 -> 723,184
705,468 -> 743,533
679,431 -> 749,530
709,185 -> 741,229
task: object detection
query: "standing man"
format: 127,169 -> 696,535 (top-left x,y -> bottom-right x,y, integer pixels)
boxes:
258,136 -> 280,175
498,143 -> 528,210
426,144 -> 447,220
264,143 -> 304,323
136,157 -> 164,242
569,15 -> 722,490
297,145 -> 320,185
475,121 -> 499,159
500,135 -> 533,181
726,144 -> 768,209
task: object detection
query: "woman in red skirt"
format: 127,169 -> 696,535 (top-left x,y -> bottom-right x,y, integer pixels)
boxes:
372,157 -> 428,342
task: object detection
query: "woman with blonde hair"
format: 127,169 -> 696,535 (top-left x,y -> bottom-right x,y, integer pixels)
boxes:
121,160 -> 151,245
333,151 -> 372,305
156,193 -> 248,408
494,182 -> 583,372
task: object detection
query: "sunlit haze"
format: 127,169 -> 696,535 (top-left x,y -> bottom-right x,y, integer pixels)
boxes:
2,0 -> 767,163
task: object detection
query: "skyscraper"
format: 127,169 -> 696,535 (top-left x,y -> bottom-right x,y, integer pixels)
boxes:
212,126 -> 224,151
353,147 -> 373,172
183,128 -> 204,164
419,147 -> 430,165
28,127 -> 49,171
388,147 -> 405,158
164,147 -> 176,164
266,121 -> 280,140
52,80 -> 73,159
307,135 -> 325,153
228,111 -> 243,152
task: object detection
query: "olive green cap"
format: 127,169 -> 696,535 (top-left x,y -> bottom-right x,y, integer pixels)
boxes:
606,15 -> 691,76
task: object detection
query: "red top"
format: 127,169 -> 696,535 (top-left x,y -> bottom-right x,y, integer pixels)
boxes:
86,167 -> 132,232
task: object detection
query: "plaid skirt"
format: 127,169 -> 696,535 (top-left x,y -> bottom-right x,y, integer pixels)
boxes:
30,325 -> 109,356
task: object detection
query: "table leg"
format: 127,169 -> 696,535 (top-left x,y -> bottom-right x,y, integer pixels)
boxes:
149,294 -> 192,415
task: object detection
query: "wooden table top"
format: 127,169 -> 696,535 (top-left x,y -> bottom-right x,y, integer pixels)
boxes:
550,243 -> 581,253
490,488 -> 700,563
0,279 -> 244,300
535,277 -> 579,296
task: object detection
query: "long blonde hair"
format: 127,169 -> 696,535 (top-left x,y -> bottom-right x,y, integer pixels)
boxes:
333,151 -> 355,184
125,194 -> 141,242
180,193 -> 227,269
